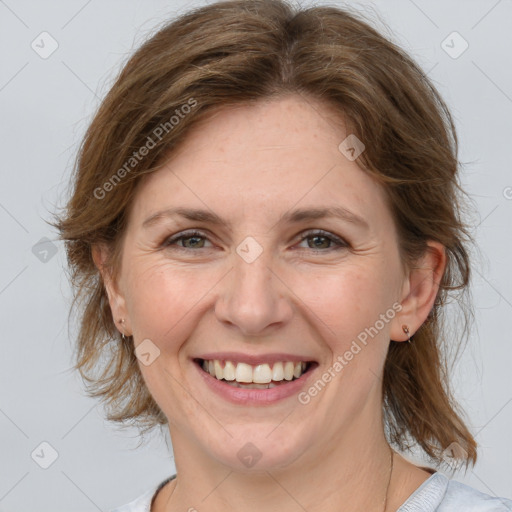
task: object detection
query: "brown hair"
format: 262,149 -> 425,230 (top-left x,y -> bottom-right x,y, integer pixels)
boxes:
52,0 -> 477,466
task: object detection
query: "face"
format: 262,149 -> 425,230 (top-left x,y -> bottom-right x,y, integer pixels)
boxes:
100,94 -> 419,472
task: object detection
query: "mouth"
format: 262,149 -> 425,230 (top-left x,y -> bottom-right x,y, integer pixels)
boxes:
193,358 -> 318,390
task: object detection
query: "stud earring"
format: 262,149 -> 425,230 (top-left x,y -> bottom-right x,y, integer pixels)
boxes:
119,318 -> 127,341
402,324 -> 412,344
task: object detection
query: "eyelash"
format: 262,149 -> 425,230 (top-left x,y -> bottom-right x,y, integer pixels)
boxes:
162,229 -> 348,252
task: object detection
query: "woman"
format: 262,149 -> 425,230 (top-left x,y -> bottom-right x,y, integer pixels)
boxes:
53,1 -> 512,511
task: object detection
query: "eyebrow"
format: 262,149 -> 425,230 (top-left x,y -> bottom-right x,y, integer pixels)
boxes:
142,206 -> 369,231
142,207 -> 230,229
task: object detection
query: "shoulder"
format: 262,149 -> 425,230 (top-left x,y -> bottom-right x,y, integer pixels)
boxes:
439,477 -> 512,511
109,476 -> 176,512
398,472 -> 512,512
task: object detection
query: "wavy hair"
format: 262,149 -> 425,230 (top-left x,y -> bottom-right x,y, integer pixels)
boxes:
52,0 -> 477,466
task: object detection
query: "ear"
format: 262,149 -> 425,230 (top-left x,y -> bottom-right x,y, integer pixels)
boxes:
390,241 -> 446,342
92,244 -> 131,337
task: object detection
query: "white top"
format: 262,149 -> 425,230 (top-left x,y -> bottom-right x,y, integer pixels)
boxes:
109,472 -> 512,512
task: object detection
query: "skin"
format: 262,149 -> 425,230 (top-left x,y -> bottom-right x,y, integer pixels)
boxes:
94,94 -> 446,512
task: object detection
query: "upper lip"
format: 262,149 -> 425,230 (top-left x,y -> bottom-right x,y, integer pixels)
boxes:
194,352 -> 317,365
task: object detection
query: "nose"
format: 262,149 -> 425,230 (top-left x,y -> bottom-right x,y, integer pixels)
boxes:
214,248 -> 293,336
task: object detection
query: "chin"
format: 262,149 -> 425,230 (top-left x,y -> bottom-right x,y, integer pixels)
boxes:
205,423 -> 313,472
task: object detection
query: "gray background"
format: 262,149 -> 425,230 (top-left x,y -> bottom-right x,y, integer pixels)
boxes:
1,0 -> 511,510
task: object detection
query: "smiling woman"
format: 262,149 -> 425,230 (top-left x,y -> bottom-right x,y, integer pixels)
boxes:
51,1 -> 511,511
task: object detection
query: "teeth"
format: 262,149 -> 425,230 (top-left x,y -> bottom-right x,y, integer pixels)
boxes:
272,361 -> 284,381
235,362 -> 253,383
214,360 -> 223,380
253,364 -> 272,384
225,381 -> 278,389
283,361 -> 295,380
199,359 -> 309,383
223,361 -> 236,381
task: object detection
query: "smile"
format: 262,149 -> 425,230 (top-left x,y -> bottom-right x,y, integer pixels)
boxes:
193,358 -> 318,404
197,358 -> 312,388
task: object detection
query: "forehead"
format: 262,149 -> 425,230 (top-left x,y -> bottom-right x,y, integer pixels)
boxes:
128,95 -> 390,230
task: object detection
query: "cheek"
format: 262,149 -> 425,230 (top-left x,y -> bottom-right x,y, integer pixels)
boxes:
294,263 -> 396,352
309,274 -> 363,329
124,260 -> 219,343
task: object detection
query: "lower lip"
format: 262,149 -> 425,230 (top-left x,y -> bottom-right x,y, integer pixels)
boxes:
193,360 -> 318,406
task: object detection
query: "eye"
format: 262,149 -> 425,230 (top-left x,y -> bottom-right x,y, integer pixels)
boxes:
161,229 -> 349,252
162,230 -> 212,250
296,230 -> 348,251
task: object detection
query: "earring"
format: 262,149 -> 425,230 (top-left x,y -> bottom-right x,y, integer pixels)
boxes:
119,318 -> 127,341
402,324 -> 412,344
